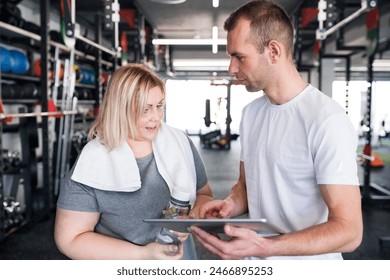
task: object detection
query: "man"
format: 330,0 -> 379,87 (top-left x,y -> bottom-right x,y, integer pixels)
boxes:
190,0 -> 362,260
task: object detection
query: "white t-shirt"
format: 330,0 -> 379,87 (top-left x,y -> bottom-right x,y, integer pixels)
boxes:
240,84 -> 359,260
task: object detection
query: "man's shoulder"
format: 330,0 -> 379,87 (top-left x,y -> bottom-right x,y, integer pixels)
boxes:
243,95 -> 265,110
303,85 -> 345,114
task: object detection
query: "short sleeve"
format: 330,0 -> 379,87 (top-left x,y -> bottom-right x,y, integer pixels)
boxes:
57,166 -> 100,212
188,138 -> 208,190
313,113 -> 359,185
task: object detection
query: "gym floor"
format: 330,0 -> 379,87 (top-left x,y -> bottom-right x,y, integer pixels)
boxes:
0,137 -> 389,260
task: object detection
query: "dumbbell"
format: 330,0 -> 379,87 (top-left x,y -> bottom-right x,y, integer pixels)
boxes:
2,3 -> 24,28
74,89 -> 90,100
1,83 -> 16,98
19,83 -> 39,99
1,83 -> 39,99
2,149 -> 22,171
2,2 -> 39,34
3,197 -> 24,229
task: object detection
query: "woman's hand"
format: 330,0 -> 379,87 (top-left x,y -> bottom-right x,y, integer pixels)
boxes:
172,229 -> 190,242
144,242 -> 184,260
190,184 -> 213,219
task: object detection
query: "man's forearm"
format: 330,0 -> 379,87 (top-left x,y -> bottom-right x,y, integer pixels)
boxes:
225,180 -> 248,217
260,217 -> 362,258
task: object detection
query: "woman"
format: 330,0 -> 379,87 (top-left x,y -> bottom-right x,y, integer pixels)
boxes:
54,63 -> 213,260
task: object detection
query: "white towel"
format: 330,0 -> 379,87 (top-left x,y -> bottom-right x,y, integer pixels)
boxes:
71,122 -> 197,204
153,123 -> 196,204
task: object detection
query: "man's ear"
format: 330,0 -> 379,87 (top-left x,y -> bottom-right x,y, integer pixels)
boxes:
267,40 -> 282,64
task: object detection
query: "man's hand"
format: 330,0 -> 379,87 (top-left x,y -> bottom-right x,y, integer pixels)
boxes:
198,199 -> 235,219
190,224 -> 271,259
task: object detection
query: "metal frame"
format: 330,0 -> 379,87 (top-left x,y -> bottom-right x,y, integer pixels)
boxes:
316,0 -> 373,40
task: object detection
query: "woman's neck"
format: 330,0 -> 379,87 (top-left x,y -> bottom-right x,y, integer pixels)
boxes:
127,138 -> 153,158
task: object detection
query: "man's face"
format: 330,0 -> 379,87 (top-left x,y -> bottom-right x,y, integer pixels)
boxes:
227,19 -> 270,92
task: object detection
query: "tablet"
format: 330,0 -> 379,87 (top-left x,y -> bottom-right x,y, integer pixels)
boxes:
143,218 -> 284,235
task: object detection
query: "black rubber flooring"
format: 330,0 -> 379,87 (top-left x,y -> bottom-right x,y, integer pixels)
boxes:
0,138 -> 389,260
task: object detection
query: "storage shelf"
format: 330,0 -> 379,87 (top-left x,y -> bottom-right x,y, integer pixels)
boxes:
0,0 -> 125,243
1,73 -> 41,83
0,21 -> 116,67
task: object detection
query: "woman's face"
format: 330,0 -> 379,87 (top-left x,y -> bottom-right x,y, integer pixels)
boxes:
135,86 -> 165,142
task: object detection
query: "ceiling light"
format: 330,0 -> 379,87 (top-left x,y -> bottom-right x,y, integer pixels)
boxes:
172,59 -> 230,71
212,26 -> 219,54
213,0 -> 219,8
153,26 -> 225,53
173,59 -> 230,67
152,38 -> 227,45
150,0 -> 186,4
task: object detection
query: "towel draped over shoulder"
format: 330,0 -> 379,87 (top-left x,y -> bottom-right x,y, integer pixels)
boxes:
71,122 -> 197,205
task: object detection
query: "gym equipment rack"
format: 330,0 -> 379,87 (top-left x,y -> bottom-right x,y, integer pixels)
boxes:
0,0 -> 160,243
0,0 -> 138,242
0,0 -> 54,240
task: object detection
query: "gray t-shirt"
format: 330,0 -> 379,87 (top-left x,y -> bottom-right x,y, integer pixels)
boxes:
57,138 -> 207,258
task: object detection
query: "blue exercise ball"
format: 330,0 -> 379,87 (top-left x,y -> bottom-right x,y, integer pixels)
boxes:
79,68 -> 90,84
0,46 -> 13,72
10,49 -> 30,75
87,69 -> 96,84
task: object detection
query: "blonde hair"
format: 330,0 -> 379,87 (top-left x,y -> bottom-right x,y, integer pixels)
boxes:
88,63 -> 166,150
